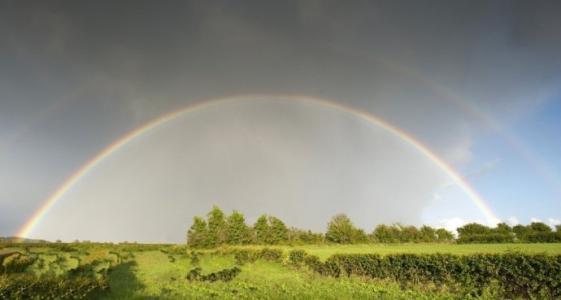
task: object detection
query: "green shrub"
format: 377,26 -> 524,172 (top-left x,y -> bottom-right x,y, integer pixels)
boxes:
0,253 -> 36,274
303,255 -> 323,273
213,248 -> 284,265
0,274 -> 108,299
232,249 -> 259,265
288,250 -> 307,266
186,266 -> 241,282
259,248 -> 284,262
313,252 -> 561,298
189,251 -> 201,266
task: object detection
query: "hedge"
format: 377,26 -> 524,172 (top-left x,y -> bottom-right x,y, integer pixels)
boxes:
0,273 -> 109,299
186,266 -> 241,282
304,253 -> 561,298
210,248 -> 285,265
0,253 -> 36,274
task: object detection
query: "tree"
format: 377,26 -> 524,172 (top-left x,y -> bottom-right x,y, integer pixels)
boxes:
492,222 -> 514,242
187,216 -> 209,248
399,225 -> 421,242
513,224 -> 529,241
326,214 -> 365,244
207,206 -> 227,247
419,225 -> 437,242
352,228 -> 369,243
288,228 -> 324,244
226,210 -> 251,245
253,215 -> 270,244
457,223 -> 491,243
435,228 -> 454,242
495,223 -> 512,234
529,222 -> 552,233
372,224 -> 398,243
526,222 -> 555,242
268,216 -> 289,244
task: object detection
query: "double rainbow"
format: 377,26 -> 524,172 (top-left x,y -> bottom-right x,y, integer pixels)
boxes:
17,95 -> 500,238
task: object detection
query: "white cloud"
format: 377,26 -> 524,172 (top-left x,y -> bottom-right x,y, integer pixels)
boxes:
438,218 -> 467,235
530,217 -> 542,223
507,216 -> 519,226
548,218 -> 561,228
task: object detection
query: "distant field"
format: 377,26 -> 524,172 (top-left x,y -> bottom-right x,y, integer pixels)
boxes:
216,243 -> 561,260
2,243 -> 561,299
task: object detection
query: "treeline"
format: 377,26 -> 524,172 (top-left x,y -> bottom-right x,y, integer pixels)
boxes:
186,206 -> 455,247
187,206 -> 561,247
457,222 -> 561,243
187,206 -> 321,248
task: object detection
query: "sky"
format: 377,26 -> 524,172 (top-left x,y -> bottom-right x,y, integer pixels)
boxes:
1,1 -> 561,242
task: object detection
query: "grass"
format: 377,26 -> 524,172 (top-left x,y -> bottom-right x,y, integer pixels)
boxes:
3,243 -> 561,299
212,243 -> 561,260
112,251 -> 458,299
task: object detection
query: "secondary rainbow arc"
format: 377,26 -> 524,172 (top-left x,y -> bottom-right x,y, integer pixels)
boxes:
17,94 -> 500,238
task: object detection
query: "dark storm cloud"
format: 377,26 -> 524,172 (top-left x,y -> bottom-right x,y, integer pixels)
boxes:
1,1 -> 561,238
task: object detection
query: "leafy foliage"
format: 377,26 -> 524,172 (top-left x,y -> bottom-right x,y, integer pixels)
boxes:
371,224 -> 454,243
288,249 -> 307,266
304,252 -> 561,298
187,217 -> 209,248
225,210 -> 252,245
0,252 -> 36,274
186,266 -> 241,282
458,221 -> 561,243
325,214 -> 367,244
207,206 -> 227,247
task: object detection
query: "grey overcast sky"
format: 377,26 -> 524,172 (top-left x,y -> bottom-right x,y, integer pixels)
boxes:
1,1 -> 561,242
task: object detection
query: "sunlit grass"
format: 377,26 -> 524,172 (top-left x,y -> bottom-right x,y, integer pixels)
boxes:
4,243 -> 561,298
216,243 -> 561,260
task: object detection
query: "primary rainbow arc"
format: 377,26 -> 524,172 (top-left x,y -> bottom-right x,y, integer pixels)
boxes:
17,94 -> 500,238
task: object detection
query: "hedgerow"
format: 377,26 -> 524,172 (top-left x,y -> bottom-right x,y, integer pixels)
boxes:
211,247 -> 285,265
186,266 -> 241,282
0,273 -> 109,299
0,252 -> 36,274
288,249 -> 306,266
302,252 -> 561,298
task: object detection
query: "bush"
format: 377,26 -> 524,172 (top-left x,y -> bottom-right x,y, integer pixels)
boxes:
232,249 -> 259,265
189,251 -> 201,266
212,248 -> 284,265
186,266 -> 241,282
0,266 -> 109,299
0,253 -> 36,274
288,250 -> 307,266
303,255 -> 323,273
259,248 -> 284,262
311,252 -> 561,298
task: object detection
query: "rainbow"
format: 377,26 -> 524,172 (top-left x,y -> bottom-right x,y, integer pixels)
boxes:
17,94 -> 500,238
331,45 -> 561,197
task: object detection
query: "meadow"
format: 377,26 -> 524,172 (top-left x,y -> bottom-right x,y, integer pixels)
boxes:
2,242 -> 561,299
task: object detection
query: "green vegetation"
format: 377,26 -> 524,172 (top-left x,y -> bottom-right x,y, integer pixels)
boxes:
186,206 -> 561,248
3,207 -> 561,298
458,222 -> 561,243
1,242 -> 561,299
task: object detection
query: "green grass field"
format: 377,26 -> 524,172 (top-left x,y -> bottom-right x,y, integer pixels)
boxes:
2,243 -> 561,299
229,243 -> 561,260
